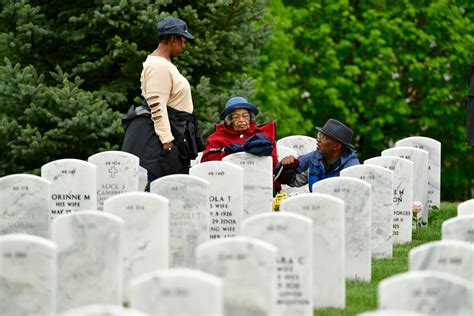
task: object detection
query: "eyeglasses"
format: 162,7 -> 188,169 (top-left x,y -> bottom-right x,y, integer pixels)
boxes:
231,113 -> 250,121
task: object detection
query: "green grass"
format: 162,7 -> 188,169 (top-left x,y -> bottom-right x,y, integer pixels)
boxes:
315,202 -> 459,316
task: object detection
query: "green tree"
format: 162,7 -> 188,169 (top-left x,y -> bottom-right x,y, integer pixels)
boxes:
254,0 -> 474,200
0,59 -> 122,175
0,0 -> 270,175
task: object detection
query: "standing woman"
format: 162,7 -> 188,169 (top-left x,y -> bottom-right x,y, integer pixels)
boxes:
122,17 -> 204,184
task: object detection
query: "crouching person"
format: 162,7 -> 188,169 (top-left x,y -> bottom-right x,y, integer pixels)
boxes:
274,118 -> 360,192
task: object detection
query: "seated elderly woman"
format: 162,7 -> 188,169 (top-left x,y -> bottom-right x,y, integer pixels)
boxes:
201,96 -> 277,166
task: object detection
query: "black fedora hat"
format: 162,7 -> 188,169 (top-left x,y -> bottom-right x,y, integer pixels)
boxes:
316,119 -> 354,148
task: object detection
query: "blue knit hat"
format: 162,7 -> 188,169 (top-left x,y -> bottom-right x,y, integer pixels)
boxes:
220,97 -> 259,120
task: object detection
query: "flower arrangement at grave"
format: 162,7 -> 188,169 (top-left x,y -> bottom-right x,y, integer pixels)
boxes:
272,192 -> 288,211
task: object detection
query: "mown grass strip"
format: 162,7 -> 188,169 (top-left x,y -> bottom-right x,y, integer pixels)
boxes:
316,202 -> 458,315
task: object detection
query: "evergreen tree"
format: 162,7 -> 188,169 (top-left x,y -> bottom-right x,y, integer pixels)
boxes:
0,59 -> 122,175
0,0 -> 270,175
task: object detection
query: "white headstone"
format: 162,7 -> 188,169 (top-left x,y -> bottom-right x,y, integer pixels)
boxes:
223,153 -> 273,217
190,152 -> 203,167
88,151 -> 139,210
442,215 -> 474,243
41,159 -> 97,220
364,156 -> 414,244
280,193 -> 345,308
409,240 -> 474,283
138,166 -> 148,191
341,165 -> 393,258
396,137 -> 441,211
276,145 -> 298,160
104,192 -> 169,301
313,177 -> 372,281
277,135 -> 317,156
378,271 -> 474,316
196,236 -> 277,316
62,305 -> 147,316
0,174 -> 51,237
0,234 -> 56,315
151,174 -> 209,268
458,199 -> 474,217
242,212 -> 313,315
382,147 -> 429,225
51,211 -> 124,312
190,161 -> 244,239
129,268 -> 223,316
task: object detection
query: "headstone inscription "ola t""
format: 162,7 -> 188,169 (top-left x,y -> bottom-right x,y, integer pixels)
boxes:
190,161 -> 244,239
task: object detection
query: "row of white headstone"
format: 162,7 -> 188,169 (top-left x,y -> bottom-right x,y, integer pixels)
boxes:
1,199 -> 473,315
0,135 -> 460,316
359,201 -> 474,315
1,135 -> 441,239
276,135 -> 441,221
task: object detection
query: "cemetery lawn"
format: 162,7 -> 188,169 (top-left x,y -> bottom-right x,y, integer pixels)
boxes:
316,202 -> 458,316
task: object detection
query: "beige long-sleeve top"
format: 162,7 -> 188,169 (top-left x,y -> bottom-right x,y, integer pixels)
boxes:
140,56 -> 193,143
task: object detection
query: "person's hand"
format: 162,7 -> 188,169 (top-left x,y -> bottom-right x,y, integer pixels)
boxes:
163,141 -> 174,149
281,155 -> 298,168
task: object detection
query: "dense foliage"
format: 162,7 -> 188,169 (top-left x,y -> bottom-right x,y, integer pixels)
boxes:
0,60 -> 122,174
1,0 -> 473,199
254,0 -> 474,200
0,0 -> 269,174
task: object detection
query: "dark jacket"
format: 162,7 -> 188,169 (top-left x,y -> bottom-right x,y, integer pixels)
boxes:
275,149 -> 360,192
121,101 -> 205,178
